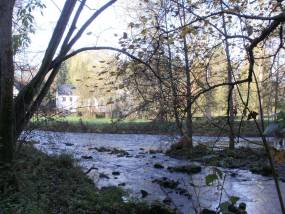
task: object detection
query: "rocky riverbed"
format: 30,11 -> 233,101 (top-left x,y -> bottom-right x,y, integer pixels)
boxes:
22,131 -> 285,214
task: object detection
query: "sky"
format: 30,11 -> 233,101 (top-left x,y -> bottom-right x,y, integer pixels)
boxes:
25,0 -> 136,66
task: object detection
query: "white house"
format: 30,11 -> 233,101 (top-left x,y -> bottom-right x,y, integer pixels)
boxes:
13,86 -> 19,97
55,83 -> 133,117
56,84 -> 79,113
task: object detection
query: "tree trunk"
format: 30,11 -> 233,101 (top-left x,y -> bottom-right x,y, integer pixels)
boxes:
274,59 -> 279,120
178,0 -> 193,149
163,0 -> 183,135
220,0 -> 235,149
0,0 -> 15,165
205,91 -> 212,119
14,0 -> 77,138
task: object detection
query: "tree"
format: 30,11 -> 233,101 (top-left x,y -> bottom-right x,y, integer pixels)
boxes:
0,0 -> 117,166
55,62 -> 69,88
0,0 -> 15,165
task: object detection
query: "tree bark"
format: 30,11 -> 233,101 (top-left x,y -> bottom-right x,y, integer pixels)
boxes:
178,0 -> 193,149
0,0 -> 15,164
220,0 -> 235,149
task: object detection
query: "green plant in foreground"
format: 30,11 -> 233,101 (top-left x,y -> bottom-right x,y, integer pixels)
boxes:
0,145 -> 175,214
205,167 -> 247,214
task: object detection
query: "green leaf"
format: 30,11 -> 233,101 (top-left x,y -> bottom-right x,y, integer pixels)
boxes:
219,201 -> 231,213
205,173 -> 218,186
213,167 -> 223,179
229,196 -> 240,205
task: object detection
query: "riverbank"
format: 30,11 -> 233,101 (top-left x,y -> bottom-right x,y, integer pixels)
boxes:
30,116 -> 262,136
0,145 -> 174,214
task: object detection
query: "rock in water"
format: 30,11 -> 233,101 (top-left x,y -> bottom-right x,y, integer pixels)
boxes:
140,189 -> 148,198
81,155 -> 93,159
112,171 -> 120,176
154,163 -> 164,169
168,165 -> 201,174
99,173 -> 110,179
163,197 -> 172,205
200,209 -> 216,214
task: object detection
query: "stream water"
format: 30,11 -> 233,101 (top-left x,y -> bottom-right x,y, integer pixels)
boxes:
22,131 -> 284,214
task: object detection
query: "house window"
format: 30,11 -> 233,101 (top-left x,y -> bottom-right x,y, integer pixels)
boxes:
62,97 -> 66,101
70,97 -> 72,102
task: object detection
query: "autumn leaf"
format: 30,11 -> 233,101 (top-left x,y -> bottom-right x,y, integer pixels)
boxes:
141,29 -> 147,36
181,26 -> 192,37
271,148 -> 285,164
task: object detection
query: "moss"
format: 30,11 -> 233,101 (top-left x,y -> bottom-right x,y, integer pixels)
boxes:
93,147 -> 129,157
0,145 -> 175,214
167,165 -> 201,174
249,164 -> 273,176
152,177 -> 179,189
166,144 -> 272,177
166,143 -> 209,160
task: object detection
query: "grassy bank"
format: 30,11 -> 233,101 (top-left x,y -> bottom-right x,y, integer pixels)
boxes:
30,116 -> 261,136
31,117 -> 177,135
0,145 -> 174,214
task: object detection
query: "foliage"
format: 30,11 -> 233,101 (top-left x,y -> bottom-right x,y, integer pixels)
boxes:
205,167 -> 247,214
276,111 -> 285,127
167,144 -> 273,176
65,51 -> 132,116
55,62 -> 70,87
0,145 -> 174,214
13,0 -> 46,53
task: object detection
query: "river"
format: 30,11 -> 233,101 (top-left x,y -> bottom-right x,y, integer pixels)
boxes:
22,131 -> 285,214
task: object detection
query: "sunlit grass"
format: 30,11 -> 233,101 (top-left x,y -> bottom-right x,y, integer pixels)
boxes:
30,114 -> 260,136
32,115 -> 151,125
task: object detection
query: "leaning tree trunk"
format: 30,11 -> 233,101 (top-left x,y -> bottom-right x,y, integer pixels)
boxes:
0,0 -> 15,165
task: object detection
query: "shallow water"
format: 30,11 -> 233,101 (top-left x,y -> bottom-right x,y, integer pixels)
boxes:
22,131 -> 284,214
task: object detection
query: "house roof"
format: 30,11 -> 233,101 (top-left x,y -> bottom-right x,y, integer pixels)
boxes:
57,84 -> 76,96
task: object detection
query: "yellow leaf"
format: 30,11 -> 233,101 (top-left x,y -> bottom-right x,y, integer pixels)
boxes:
271,148 -> 285,164
181,27 -> 191,37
